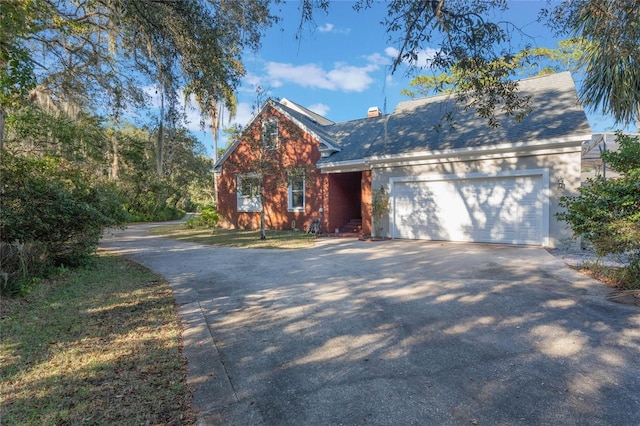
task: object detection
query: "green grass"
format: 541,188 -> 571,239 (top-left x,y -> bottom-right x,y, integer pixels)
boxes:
577,261 -> 640,290
0,253 -> 194,425
148,224 -> 317,249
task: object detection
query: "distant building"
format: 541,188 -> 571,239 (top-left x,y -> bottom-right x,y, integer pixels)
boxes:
582,133 -> 640,180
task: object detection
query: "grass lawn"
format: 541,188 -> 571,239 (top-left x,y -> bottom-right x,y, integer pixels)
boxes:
148,224 -> 317,249
0,253 -> 194,425
576,262 -> 640,290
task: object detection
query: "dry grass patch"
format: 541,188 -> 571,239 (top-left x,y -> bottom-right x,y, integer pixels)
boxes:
0,253 -> 194,425
572,261 -> 640,305
148,225 -> 316,249
575,262 -> 640,290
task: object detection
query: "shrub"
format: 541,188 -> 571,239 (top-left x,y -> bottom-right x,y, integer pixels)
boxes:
182,206 -> 219,229
371,186 -> 390,238
0,241 -> 50,296
198,206 -> 220,228
183,216 -> 199,229
558,132 -> 640,288
0,153 -> 129,271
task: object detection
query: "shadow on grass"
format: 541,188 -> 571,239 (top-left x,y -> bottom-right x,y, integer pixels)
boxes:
0,253 -> 195,425
148,225 -> 317,249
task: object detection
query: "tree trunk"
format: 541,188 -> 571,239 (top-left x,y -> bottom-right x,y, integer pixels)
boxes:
0,108 -> 5,151
157,119 -> 164,177
111,132 -> 120,180
211,99 -> 220,206
260,193 -> 266,240
156,78 -> 165,178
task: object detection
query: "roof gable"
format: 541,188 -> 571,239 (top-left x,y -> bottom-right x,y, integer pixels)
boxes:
214,98 -> 339,171
279,98 -> 334,126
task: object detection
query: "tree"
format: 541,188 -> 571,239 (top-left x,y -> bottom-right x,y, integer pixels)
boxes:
299,1 -> 639,129
371,186 -> 390,239
187,87 -> 238,206
347,0 -> 534,125
543,0 -> 640,130
0,0 -> 38,150
401,39 -> 589,99
557,133 -> 640,286
1,0 -> 278,294
3,0 -> 277,153
113,124 -> 213,221
0,153 -> 129,267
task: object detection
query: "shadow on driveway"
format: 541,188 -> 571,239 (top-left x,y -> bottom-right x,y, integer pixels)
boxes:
101,225 -> 640,425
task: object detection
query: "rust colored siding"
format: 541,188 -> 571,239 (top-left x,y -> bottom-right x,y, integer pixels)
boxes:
216,105 -> 327,232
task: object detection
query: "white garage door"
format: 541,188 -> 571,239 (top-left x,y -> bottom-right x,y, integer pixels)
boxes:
392,174 -> 545,245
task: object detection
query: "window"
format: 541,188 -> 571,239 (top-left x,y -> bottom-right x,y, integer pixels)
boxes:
237,174 -> 261,212
261,118 -> 278,150
288,174 -> 305,211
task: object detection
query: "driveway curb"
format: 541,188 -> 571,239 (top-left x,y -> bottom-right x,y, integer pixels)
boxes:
178,302 -> 237,417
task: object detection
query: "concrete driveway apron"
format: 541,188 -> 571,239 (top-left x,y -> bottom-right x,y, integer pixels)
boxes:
100,224 -> 640,425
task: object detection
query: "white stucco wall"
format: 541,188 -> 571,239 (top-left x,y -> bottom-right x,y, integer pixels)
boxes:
370,148 -> 582,248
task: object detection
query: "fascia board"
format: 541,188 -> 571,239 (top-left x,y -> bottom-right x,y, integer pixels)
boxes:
367,134 -> 591,167
271,103 -> 341,153
318,159 -> 368,173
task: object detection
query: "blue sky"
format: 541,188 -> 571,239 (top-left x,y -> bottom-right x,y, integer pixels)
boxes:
186,0 -> 621,153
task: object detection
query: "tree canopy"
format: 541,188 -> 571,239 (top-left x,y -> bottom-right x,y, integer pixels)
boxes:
299,0 -> 640,129
1,0 -> 277,149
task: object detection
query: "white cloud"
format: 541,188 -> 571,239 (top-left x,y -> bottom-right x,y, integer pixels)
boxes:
385,47 -> 399,58
229,102 -> 253,129
241,72 -> 263,90
385,46 -> 438,68
264,60 -> 379,92
415,48 -> 438,68
307,103 -> 330,117
364,52 -> 392,66
326,63 -> 377,91
318,23 -> 334,32
317,22 -> 350,34
385,73 -> 395,87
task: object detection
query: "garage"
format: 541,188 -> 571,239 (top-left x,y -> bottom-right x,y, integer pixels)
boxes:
390,171 -> 548,245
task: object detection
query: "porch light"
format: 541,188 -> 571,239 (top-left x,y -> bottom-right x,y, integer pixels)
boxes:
557,178 -> 565,190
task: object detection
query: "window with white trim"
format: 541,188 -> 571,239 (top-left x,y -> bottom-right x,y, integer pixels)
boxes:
288,174 -> 305,211
237,174 -> 261,212
261,118 -> 278,150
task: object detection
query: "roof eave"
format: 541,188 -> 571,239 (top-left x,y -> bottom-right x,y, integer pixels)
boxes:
317,158 -> 369,173
366,134 -> 591,167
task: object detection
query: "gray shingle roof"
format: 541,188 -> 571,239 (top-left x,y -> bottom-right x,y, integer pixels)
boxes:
367,71 -> 591,158
276,72 -> 591,167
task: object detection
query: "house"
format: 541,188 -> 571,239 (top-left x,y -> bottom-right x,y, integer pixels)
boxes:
581,132 -> 640,180
214,72 -> 592,247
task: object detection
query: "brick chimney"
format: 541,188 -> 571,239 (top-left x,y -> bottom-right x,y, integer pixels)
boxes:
367,106 -> 382,118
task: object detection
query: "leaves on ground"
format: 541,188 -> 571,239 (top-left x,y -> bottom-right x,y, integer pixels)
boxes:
0,253 -> 195,425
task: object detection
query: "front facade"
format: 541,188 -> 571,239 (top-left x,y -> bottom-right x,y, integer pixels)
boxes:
215,100 -> 372,235
215,72 -> 591,247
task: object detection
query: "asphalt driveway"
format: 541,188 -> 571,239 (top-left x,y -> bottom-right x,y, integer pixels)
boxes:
100,224 -> 640,425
